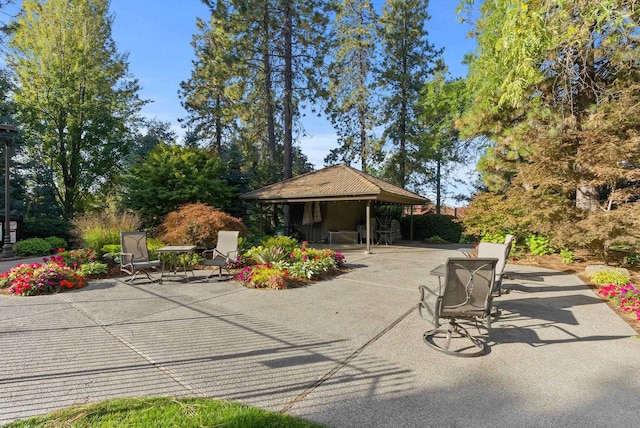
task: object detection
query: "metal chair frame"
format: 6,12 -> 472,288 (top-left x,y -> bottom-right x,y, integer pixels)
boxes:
419,257 -> 497,357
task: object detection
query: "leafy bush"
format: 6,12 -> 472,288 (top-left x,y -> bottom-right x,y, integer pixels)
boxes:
480,232 -> 510,244
159,252 -> 203,270
260,235 -> 299,253
560,248 -> 575,263
44,236 -> 67,250
526,234 -> 554,256
590,270 -> 631,286
401,214 -> 463,243
13,238 -> 52,256
22,217 -> 73,242
78,262 -> 108,276
72,212 -> 141,256
158,202 -> 248,248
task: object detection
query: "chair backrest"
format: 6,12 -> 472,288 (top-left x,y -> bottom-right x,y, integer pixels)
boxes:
441,258 -> 497,317
217,231 -> 239,258
477,242 -> 509,276
504,234 -> 514,258
121,232 -> 151,263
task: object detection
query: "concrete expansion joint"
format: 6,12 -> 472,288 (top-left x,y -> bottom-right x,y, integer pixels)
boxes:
279,304 -> 418,414
57,294 -> 207,398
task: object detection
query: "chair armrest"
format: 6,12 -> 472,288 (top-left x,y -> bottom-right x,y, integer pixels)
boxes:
120,252 -> 134,266
203,248 -> 236,262
419,284 -> 441,300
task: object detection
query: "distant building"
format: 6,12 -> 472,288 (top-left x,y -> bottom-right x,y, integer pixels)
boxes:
407,204 -> 466,218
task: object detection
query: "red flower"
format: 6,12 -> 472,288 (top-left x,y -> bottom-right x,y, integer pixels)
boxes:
57,248 -> 65,253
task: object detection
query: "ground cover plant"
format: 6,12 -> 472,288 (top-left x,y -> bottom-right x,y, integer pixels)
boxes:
2,397 -> 326,428
235,237 -> 346,289
0,249 -> 106,296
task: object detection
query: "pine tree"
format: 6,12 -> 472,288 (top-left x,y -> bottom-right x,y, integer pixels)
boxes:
417,66 -> 470,213
324,0 -> 381,172
378,0 -> 441,189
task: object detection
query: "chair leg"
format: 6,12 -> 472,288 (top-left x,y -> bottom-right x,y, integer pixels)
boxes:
125,272 -> 138,284
423,320 -> 486,357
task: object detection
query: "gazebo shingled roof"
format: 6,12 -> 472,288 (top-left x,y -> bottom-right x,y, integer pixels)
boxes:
240,164 -> 428,205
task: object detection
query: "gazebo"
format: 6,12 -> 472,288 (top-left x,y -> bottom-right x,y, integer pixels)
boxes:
240,164 -> 428,253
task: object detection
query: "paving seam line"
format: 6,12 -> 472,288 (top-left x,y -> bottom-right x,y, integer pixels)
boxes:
339,276 -> 421,292
279,303 -> 418,414
57,294 -> 207,398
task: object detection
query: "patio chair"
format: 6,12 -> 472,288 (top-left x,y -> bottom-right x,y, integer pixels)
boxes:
120,232 -> 161,283
202,231 -> 239,280
376,217 -> 397,245
477,242 -> 510,296
419,257 -> 497,357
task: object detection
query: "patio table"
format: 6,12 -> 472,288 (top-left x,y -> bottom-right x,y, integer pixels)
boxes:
157,245 -> 196,283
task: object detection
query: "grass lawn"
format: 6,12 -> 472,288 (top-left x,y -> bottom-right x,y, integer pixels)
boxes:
3,397 -> 327,428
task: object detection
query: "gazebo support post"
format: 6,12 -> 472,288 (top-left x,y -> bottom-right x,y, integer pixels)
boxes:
364,200 -> 372,254
410,205 -> 414,241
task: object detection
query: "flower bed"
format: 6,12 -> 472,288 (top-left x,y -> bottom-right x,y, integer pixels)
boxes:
234,239 -> 346,289
597,283 -> 640,321
0,249 -> 106,296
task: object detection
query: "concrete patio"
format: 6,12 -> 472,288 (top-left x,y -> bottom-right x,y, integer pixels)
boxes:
1,243 -> 639,426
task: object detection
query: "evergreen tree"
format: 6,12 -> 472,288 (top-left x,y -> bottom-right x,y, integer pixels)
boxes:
324,0 -> 382,172
417,66 -> 471,213
7,0 -> 144,218
180,2 -> 246,154
122,143 -> 235,228
378,0 -> 441,189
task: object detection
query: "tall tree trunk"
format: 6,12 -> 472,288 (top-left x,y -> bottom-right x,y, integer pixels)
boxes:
214,94 -> 222,152
436,155 -> 442,215
399,35 -> 408,189
283,0 -> 293,227
262,1 -> 277,183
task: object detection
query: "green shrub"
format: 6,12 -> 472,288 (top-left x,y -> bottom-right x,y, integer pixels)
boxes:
78,262 -> 108,276
44,236 -> 67,250
526,234 -> 554,256
400,214 -> 463,243
260,235 -> 299,252
13,238 -> 52,256
72,212 -> 141,257
22,217 -> 73,242
560,248 -> 575,263
590,270 -> 631,286
481,232 -> 510,244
